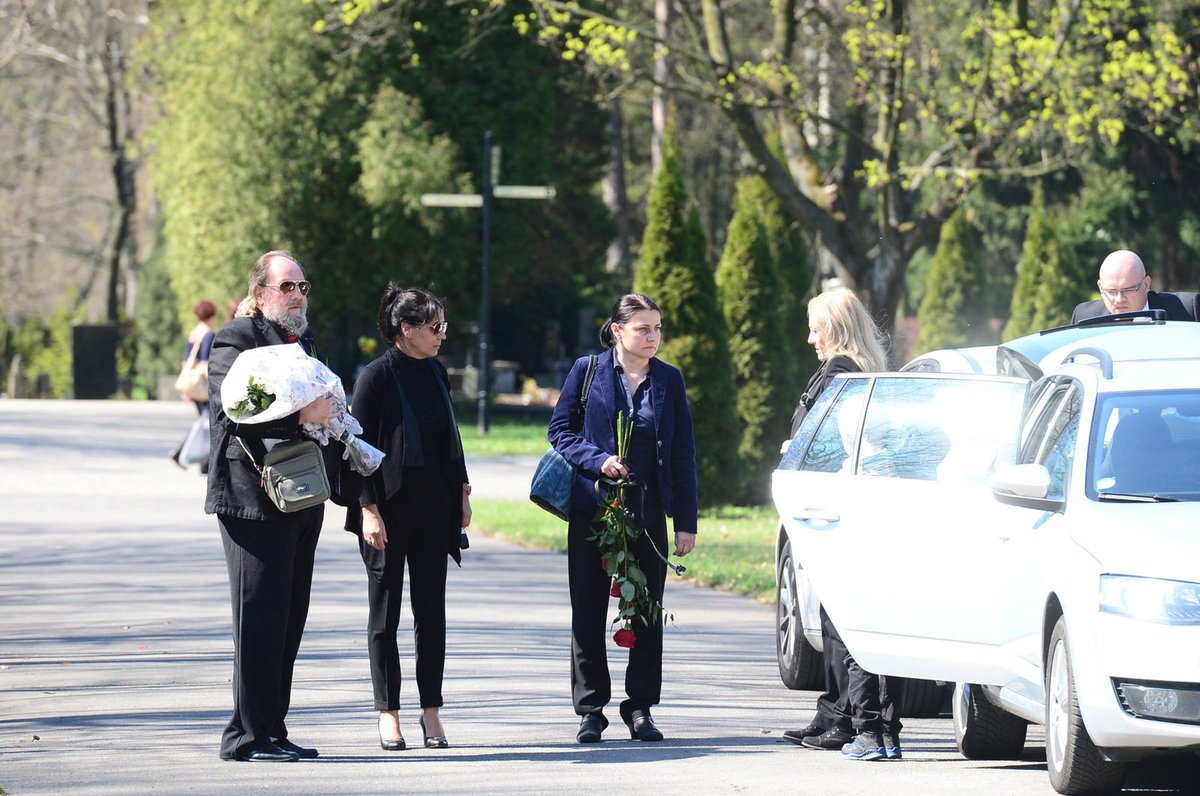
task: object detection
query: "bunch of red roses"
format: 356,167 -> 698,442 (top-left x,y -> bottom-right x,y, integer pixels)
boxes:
588,411 -> 669,649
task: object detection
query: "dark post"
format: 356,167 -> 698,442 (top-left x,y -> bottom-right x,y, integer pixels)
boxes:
479,131 -> 493,435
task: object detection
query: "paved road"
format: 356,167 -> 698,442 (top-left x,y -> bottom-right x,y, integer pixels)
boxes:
0,399 -> 1191,794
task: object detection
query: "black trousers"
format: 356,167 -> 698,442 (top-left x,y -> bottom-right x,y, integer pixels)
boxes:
846,655 -> 904,735
814,606 -> 852,732
217,508 -> 322,759
364,489 -> 450,711
567,505 -> 668,716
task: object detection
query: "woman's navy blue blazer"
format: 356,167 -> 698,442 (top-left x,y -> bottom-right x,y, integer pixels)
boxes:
547,348 -> 698,533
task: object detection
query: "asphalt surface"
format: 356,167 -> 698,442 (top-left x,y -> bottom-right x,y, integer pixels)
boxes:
1,399 -> 1190,794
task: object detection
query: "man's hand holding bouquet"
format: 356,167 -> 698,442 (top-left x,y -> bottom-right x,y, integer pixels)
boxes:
221,343 -> 384,475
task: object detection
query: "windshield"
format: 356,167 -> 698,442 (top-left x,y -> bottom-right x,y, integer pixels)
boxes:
1089,390 -> 1200,501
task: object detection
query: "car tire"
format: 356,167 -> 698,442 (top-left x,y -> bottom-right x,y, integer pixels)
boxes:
899,677 -> 952,718
1045,617 -> 1126,794
952,681 -> 1027,759
776,540 -> 824,691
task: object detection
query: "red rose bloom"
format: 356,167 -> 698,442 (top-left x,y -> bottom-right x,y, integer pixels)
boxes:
610,581 -> 621,598
613,627 -> 637,648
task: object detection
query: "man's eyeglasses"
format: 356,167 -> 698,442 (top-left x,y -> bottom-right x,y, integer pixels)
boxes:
1099,280 -> 1146,300
263,280 -> 312,296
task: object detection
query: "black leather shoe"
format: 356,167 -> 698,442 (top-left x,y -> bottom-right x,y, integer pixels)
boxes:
624,708 -> 664,742
782,723 -> 824,746
272,738 -> 318,759
576,712 -> 609,743
235,742 -> 299,762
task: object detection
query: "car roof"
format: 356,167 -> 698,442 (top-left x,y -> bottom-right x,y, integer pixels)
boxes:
1000,317 -> 1200,379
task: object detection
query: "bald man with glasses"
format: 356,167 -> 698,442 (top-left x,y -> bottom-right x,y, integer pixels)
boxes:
1071,250 -> 1199,323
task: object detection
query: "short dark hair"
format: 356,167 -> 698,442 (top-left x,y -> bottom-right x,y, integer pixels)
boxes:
378,283 -> 445,344
599,293 -> 660,349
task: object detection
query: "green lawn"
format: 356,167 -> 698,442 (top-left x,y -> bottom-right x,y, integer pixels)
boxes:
472,499 -> 778,603
458,411 -> 552,457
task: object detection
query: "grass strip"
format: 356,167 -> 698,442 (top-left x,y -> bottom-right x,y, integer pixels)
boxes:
471,499 -> 777,603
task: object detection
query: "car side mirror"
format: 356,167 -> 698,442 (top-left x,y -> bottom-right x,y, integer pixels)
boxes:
990,463 -> 1064,511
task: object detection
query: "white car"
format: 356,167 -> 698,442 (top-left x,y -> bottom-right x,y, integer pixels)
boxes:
775,320 -> 1200,794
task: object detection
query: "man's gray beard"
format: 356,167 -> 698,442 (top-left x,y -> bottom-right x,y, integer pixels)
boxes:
263,304 -> 308,338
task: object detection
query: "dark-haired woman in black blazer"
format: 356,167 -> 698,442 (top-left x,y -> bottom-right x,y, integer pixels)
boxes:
347,284 -> 470,752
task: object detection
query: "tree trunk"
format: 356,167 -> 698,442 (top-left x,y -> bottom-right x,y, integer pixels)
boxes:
602,99 -> 631,275
651,0 -> 671,175
101,22 -> 138,323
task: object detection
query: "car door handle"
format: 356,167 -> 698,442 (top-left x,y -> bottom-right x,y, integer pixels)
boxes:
794,509 -> 841,527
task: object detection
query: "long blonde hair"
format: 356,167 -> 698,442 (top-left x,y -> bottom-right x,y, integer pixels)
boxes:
807,287 -> 888,371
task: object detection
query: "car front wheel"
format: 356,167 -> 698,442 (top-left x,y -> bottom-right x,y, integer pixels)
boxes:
776,539 -> 823,691
1045,616 -> 1126,794
952,681 -> 1027,759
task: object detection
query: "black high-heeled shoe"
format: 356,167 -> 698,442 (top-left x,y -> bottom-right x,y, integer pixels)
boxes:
378,716 -> 406,751
419,715 -> 449,749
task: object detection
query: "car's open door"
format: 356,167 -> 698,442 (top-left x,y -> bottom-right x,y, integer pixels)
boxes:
773,373 -> 1036,686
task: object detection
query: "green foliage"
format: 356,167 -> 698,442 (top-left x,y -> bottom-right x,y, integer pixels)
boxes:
745,166 -> 817,395
635,137 -> 740,507
144,0 -> 378,371
24,297 -> 80,398
143,0 -> 611,377
914,210 -> 991,352
716,174 -> 795,504
1004,186 -> 1085,339
134,224 -> 183,399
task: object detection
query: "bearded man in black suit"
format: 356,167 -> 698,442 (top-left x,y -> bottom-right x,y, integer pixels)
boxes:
1071,250 -> 1199,323
206,250 -> 339,762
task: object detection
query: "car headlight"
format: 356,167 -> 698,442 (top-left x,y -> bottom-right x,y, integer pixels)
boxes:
1099,575 -> 1200,625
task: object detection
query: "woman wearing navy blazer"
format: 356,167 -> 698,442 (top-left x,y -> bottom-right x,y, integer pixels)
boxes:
547,293 -> 698,744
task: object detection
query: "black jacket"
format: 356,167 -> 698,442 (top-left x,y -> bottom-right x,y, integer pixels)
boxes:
1071,290 -> 1199,323
789,355 -> 861,437
344,348 -> 469,565
204,314 -> 350,520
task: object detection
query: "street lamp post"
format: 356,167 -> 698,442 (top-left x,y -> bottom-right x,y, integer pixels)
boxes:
420,131 -> 555,435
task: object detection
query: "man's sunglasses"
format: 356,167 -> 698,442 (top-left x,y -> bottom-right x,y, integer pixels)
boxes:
263,280 -> 312,296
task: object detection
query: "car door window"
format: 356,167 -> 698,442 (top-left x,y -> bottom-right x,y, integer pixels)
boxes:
856,377 -> 1026,482
795,379 -> 870,474
1019,380 -> 1082,500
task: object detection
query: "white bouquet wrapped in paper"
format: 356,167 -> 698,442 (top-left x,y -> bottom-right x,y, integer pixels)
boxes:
221,343 -> 384,475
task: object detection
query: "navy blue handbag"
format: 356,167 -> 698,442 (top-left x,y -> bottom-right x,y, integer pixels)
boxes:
530,355 -> 597,520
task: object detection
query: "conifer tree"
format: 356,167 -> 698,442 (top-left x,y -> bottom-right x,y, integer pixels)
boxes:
717,175 -> 795,503
1004,186 -> 1048,339
634,136 -> 740,506
1004,186 -> 1082,338
914,209 -> 990,352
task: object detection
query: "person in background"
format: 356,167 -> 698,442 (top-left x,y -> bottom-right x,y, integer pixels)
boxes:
547,293 -> 698,744
1071,250 -> 1198,322
170,299 -> 218,471
206,250 -> 339,762
780,287 -> 905,761
346,285 -> 470,752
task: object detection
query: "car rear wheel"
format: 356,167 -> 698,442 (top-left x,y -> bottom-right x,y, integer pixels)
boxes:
1045,617 -> 1126,794
952,682 -> 1027,759
776,540 -> 823,691
899,677 -> 952,718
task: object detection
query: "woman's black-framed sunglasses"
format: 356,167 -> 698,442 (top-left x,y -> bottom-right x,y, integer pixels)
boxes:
263,280 -> 312,296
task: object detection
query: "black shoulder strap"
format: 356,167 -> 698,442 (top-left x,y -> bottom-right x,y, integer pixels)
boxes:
578,354 -> 598,415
